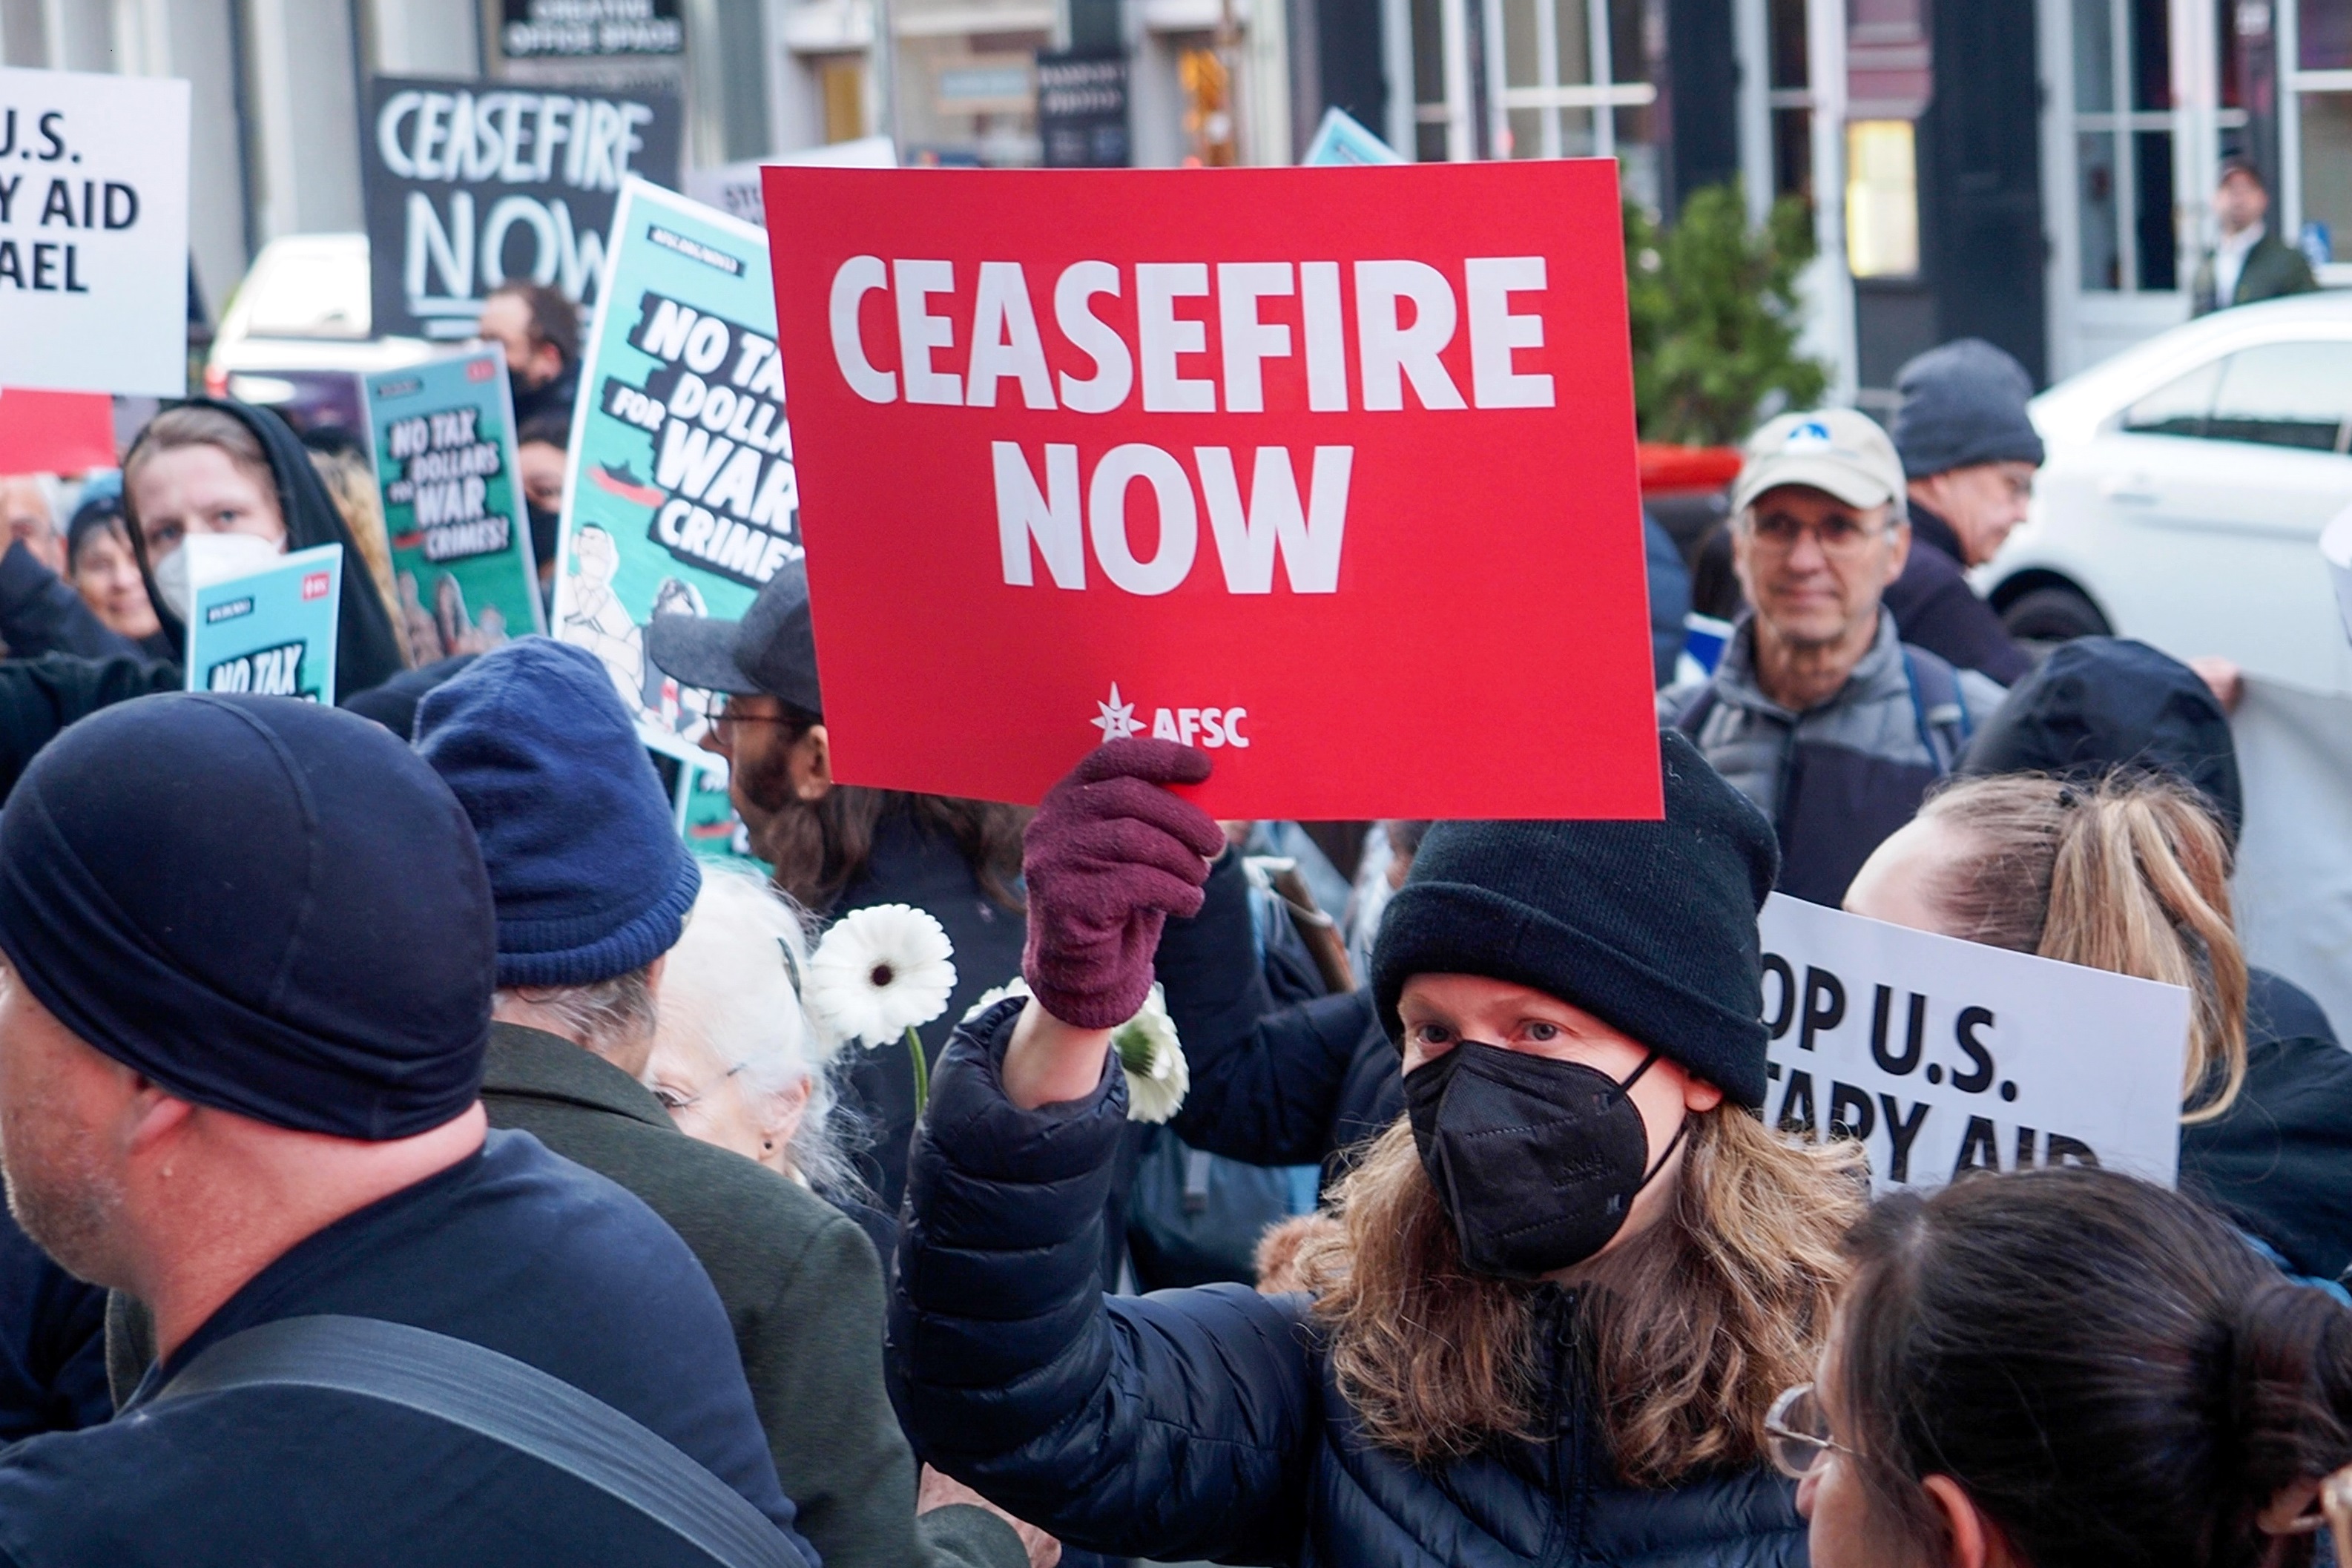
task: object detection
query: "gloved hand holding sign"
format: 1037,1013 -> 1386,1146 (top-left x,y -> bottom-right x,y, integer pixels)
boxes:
1020,738 -> 1227,1031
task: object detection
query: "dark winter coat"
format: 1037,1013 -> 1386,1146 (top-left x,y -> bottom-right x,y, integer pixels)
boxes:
479,1024 -> 1025,1568
0,543 -> 143,662
2193,233 -> 2318,314
831,806 -> 1028,1210
2181,969 -> 2352,1281
889,1002 -> 1808,1568
0,653 -> 182,803
1882,506 -> 2034,685
48,1130 -> 810,1568
1157,849 -> 1397,1187
0,1208 -> 108,1441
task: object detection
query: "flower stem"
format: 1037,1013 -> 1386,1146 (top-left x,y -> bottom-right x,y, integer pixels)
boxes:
906,1024 -> 930,1119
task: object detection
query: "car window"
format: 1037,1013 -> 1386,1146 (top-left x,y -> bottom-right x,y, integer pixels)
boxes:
2205,343 -> 2351,452
2121,358 -> 2224,438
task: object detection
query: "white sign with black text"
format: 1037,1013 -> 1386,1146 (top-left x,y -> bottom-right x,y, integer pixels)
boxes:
1758,894 -> 2192,1192
0,67 -> 191,395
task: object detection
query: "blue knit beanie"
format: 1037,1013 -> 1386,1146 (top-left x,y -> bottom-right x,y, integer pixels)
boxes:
415,637 -> 701,989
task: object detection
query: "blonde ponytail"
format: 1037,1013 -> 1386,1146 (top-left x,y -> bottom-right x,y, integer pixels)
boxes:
1917,772 -> 2248,1121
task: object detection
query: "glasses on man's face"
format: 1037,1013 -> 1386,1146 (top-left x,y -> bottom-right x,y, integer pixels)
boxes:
706,696 -> 798,748
1746,510 -> 1886,559
1763,1383 -> 1855,1480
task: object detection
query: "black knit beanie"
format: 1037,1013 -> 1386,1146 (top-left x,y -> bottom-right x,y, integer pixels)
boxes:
0,693 -> 495,1139
1371,730 -> 1780,1108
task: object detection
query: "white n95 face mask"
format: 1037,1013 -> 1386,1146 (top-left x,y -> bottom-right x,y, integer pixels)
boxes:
153,532 -> 287,624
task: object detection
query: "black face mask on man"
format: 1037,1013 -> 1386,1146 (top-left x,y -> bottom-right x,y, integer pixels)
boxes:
1403,1041 -> 1689,1280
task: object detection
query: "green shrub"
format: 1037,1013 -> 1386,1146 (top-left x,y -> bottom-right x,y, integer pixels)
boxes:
1626,182 -> 1828,447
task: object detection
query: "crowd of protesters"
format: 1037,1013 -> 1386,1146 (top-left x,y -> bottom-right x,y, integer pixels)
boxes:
0,287 -> 2348,1568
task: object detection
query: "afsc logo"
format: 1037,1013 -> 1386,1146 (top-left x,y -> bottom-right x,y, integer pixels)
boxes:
1092,683 -> 1250,748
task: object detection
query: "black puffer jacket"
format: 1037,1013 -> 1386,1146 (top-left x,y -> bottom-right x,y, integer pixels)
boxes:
890,1002 -> 1806,1568
1158,850 -> 1397,1187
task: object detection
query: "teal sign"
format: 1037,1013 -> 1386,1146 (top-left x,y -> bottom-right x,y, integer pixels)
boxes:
185,542 -> 344,704
553,176 -> 791,759
1301,107 -> 1403,167
365,348 -> 545,663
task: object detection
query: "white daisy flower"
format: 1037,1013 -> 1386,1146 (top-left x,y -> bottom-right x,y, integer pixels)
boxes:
805,904 -> 958,1049
961,976 -> 1033,1024
958,977 -> 1188,1121
1111,984 -> 1189,1124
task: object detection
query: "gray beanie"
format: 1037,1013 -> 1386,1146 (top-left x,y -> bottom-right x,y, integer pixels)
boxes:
1892,338 -> 2046,478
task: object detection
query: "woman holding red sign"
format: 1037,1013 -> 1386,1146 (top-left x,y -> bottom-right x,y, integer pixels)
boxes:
890,731 -> 1862,1566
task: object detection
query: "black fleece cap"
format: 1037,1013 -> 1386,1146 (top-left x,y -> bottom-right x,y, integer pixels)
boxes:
1957,636 -> 2243,844
1371,730 -> 1781,1108
1892,338 -> 2046,478
0,694 -> 495,1139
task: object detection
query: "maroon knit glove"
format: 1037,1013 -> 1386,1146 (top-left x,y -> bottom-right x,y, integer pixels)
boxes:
1021,739 -> 1226,1030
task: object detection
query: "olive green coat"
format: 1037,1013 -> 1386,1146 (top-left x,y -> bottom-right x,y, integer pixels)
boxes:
477,1024 -> 1022,1568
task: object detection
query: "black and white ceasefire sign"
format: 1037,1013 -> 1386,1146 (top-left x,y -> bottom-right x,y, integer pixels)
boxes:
0,67 -> 189,395
362,75 -> 682,341
1758,895 -> 2192,1193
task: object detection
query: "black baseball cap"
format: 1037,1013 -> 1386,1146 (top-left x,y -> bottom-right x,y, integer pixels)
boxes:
645,556 -> 823,714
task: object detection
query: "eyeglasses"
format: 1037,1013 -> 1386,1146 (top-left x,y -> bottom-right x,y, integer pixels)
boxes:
1763,1383 -> 1855,1480
707,696 -> 802,747
1745,510 -> 1891,559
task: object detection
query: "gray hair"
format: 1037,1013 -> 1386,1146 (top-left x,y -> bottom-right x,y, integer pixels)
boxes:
496,966 -> 658,1062
655,866 -> 860,1196
0,474 -> 62,531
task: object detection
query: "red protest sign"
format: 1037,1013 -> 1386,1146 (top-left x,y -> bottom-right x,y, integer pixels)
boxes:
0,389 -> 116,474
762,161 -> 1661,820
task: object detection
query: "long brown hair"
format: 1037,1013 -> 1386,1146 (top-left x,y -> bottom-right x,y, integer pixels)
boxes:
762,784 -> 1028,914
1292,1107 -> 1864,1481
1913,772 -> 2248,1121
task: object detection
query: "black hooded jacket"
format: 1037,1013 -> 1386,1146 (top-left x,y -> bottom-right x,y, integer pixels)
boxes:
1960,637 -> 2352,1278
129,399 -> 406,699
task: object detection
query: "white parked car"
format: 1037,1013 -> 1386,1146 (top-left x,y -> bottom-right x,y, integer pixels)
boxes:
203,234 -> 435,435
1982,293 -> 2352,694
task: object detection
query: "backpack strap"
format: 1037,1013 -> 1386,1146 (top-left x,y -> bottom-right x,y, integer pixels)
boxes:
1900,647 -> 1972,774
1670,683 -> 1719,737
157,1314 -> 808,1568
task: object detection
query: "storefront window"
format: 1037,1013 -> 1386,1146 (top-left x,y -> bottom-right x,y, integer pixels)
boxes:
891,0 -> 1050,166
2072,0 -> 2179,291
1410,0 -> 1449,160
1493,0 -> 1656,197
2302,91 -> 2352,258
2302,0 -> 2352,69
2080,130 -> 2122,288
1846,119 -> 1919,276
1768,0 -> 1810,202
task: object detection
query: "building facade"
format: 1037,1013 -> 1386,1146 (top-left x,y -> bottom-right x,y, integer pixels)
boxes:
1,0 -> 2340,393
